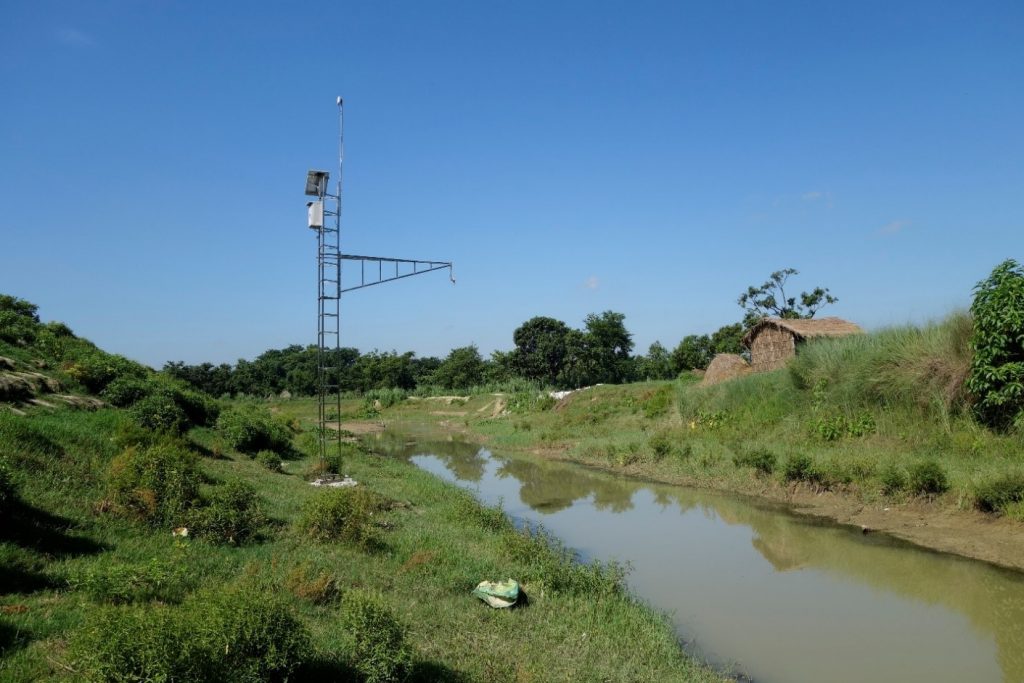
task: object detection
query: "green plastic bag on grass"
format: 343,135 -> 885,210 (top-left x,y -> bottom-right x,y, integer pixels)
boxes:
472,579 -> 519,608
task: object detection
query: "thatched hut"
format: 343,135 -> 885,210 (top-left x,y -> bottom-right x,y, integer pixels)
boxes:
701,353 -> 752,386
743,317 -> 862,372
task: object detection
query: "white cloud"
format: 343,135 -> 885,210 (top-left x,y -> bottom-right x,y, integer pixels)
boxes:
55,27 -> 96,47
583,276 -> 600,290
878,219 -> 911,236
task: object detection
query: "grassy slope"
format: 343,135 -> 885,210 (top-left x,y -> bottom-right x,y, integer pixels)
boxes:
1,405 -> 720,681
376,313 -> 1024,529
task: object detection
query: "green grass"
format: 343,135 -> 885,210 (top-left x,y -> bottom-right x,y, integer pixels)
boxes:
0,403 -> 721,682
414,313 -> 1024,517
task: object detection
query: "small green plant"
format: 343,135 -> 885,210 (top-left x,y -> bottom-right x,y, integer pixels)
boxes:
907,461 -> 949,495
107,443 -> 201,526
256,449 -> 283,472
733,448 -> 776,476
188,480 -> 266,545
694,409 -> 728,429
340,591 -> 413,683
809,412 -> 877,441
879,463 -> 908,494
973,472 -> 1024,513
298,488 -> 385,550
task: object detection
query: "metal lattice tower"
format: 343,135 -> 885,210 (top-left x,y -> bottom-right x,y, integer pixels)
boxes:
305,98 -> 453,475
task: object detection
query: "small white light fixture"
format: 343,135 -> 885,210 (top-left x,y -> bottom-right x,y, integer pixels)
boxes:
305,170 -> 330,197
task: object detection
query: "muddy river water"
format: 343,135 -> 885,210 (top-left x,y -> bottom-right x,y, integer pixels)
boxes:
370,432 -> 1024,683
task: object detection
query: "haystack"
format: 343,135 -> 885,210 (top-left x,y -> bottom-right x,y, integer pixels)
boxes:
701,354 -> 752,386
743,317 -> 862,372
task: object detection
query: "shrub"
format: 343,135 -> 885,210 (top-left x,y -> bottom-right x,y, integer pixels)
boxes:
216,406 -> 293,455
0,310 -> 39,345
973,472 -> 1024,513
734,448 -> 776,476
968,259 -> 1024,429
206,584 -> 312,681
642,386 -> 673,419
188,481 -> 266,545
256,449 -> 283,473
907,461 -> 949,495
647,432 -> 675,460
130,392 -> 189,434
298,488 -> 384,550
107,443 -> 201,526
782,453 -> 815,482
879,463 -> 908,494
71,604 -> 215,682
67,351 -> 147,394
101,377 -> 152,407
340,591 -> 413,683
71,585 -> 311,682
67,559 -> 189,604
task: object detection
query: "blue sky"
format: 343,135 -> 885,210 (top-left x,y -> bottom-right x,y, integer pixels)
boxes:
2,1 -> 1022,367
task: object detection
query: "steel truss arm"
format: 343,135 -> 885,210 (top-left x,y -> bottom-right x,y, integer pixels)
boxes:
340,254 -> 454,293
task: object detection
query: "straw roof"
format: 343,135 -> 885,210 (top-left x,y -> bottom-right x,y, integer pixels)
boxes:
701,353 -> 752,386
742,317 -> 862,347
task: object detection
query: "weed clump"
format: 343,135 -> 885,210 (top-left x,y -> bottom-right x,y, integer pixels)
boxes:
339,591 -> 413,683
973,472 -> 1024,513
647,432 -> 677,461
907,461 -> 949,495
107,443 -> 201,526
0,457 -> 16,512
285,563 -> 341,605
130,392 -> 189,434
188,480 -> 266,545
642,385 -> 673,419
733,448 -> 776,476
298,488 -> 386,549
216,405 -> 293,455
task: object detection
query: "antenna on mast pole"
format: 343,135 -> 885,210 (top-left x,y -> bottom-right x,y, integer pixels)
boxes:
304,98 -> 454,480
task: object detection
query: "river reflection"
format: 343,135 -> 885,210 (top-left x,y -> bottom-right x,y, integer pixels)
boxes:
371,431 -> 1024,683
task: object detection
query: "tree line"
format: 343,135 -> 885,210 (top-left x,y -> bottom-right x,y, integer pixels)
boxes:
163,268 -> 836,395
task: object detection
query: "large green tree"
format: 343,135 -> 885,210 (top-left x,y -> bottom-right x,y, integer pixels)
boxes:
510,316 -> 572,385
738,268 -> 836,327
431,345 -> 486,391
671,335 -> 713,373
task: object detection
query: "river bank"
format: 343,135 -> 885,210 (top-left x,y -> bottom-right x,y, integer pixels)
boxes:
344,381 -> 1024,573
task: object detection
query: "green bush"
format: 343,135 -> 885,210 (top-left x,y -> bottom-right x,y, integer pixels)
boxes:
340,591 -> 413,683
734,448 -> 776,475
130,392 -> 189,434
642,385 -> 673,419
107,443 -> 201,526
647,432 -> 675,461
71,604 -> 215,682
879,463 -> 908,494
907,461 -> 949,495
256,449 -> 283,473
188,480 -> 266,545
206,584 -> 312,681
968,259 -> 1024,429
973,472 -> 1024,513
298,488 -> 384,550
68,350 -> 148,394
0,310 -> 39,345
782,453 -> 815,482
101,377 -> 152,407
67,559 -> 189,604
71,585 -> 311,682
216,405 -> 293,455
